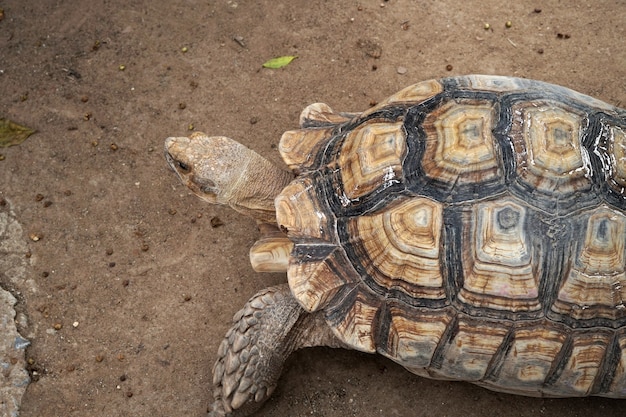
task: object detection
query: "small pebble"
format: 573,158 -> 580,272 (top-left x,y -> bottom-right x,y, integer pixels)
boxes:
73,321 -> 79,328
210,216 -> 224,228
445,64 -> 453,71
110,143 -> 118,151
233,36 -> 246,48
53,323 -> 62,330
119,65 -> 126,71
484,23 -> 490,30
396,66 -> 407,75
505,21 -> 512,28
95,354 -> 104,362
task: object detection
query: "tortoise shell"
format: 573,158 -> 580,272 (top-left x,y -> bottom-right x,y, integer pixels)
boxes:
274,75 -> 626,397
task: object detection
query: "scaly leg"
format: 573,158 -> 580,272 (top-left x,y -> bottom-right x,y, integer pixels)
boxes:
208,284 -> 344,417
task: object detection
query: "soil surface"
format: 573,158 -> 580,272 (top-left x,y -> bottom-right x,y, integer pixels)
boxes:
1,1 -> 626,416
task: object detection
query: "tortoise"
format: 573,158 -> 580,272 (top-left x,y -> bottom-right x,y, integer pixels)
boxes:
164,75 -> 626,416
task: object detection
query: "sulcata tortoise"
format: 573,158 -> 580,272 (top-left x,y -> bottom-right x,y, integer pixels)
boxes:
165,75 -> 626,416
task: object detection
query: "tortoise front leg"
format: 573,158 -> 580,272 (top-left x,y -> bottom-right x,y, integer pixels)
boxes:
208,284 -> 344,417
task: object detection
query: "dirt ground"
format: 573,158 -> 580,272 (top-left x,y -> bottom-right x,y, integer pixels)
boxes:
1,0 -> 626,416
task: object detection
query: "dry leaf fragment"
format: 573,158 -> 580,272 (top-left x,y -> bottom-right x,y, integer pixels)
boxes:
0,118 -> 36,147
262,56 -> 297,69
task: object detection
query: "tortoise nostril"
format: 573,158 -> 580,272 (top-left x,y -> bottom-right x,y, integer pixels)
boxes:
200,179 -> 217,194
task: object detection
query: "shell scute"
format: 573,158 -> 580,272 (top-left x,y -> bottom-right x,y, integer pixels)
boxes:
383,304 -> 454,372
432,315 -> 510,381
324,284 -> 380,353
607,331 -> 626,397
607,125 -> 626,194
509,100 -> 592,200
551,205 -> 626,322
420,99 -> 501,186
279,127 -> 336,173
288,244 -> 359,312
275,176 -> 334,240
346,196 -> 446,301
492,323 -> 568,390
457,197 -> 541,313
359,78 -> 444,119
457,74 -> 531,92
337,121 -> 407,200
544,330 -> 613,396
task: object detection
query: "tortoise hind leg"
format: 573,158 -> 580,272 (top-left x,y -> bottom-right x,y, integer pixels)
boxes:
209,284 -> 344,417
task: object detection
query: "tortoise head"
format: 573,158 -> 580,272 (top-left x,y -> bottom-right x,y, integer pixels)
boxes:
164,132 -> 294,223
164,132 -> 236,205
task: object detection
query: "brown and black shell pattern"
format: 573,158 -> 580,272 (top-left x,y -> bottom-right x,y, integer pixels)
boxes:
274,75 -> 626,398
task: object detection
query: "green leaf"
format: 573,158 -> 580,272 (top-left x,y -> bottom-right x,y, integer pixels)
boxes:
0,118 -> 36,147
262,55 -> 298,69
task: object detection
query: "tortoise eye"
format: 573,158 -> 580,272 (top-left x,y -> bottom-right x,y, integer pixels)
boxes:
177,161 -> 190,172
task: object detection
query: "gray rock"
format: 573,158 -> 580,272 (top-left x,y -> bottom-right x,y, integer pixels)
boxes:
0,289 -> 29,417
0,203 -> 31,417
